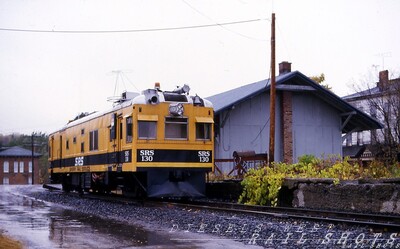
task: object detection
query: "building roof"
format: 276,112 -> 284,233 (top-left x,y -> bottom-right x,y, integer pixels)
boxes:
342,78 -> 400,101
341,87 -> 381,100
206,70 -> 383,133
0,146 -> 41,158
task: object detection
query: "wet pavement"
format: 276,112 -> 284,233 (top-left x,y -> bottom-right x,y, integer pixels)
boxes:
0,185 -> 259,249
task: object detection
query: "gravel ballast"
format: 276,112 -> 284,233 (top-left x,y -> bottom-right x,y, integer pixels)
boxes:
23,186 -> 400,248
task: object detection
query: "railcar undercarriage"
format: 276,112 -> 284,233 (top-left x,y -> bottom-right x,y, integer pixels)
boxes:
50,168 -> 207,198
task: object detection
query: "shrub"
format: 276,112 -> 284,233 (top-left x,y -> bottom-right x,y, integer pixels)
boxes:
238,165 -> 285,206
239,155 -> 400,206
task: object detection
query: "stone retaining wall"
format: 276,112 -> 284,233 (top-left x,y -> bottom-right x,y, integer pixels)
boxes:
283,178 -> 400,214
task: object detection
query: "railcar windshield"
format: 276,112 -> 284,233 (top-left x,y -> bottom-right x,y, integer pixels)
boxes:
138,121 -> 157,139
165,117 -> 187,139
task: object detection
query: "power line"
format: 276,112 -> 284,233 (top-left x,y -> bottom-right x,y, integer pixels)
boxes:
0,18 -> 265,34
182,0 -> 268,41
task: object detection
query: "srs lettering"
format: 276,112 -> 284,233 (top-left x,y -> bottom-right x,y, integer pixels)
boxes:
139,150 -> 154,162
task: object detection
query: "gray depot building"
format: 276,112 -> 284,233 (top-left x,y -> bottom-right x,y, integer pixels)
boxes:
206,62 -> 382,164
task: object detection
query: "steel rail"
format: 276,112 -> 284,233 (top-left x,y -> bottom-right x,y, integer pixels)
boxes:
154,199 -> 400,231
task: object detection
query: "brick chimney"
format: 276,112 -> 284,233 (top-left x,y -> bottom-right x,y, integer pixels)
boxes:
377,70 -> 389,90
279,61 -> 291,75
280,61 -> 293,163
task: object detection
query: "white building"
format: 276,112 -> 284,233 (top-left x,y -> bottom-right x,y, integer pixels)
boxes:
342,70 -> 400,161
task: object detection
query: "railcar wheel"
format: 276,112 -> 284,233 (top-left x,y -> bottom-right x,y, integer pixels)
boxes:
62,181 -> 71,193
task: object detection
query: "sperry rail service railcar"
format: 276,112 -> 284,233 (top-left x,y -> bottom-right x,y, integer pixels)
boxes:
48,84 -> 213,197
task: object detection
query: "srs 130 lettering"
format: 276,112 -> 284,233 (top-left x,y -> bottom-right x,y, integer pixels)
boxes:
138,149 -> 211,163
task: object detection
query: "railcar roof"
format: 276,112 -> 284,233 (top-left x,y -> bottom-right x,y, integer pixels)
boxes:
50,89 -> 211,135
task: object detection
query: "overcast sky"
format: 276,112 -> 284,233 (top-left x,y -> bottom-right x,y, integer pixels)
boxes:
1,0 -> 399,135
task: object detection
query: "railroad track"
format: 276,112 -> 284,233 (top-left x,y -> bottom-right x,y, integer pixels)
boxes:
43,184 -> 400,231
157,199 -> 400,231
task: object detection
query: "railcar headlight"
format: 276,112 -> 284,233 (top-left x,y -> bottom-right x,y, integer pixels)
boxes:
169,103 -> 184,116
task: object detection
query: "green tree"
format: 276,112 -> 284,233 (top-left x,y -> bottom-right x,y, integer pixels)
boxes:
310,73 -> 332,90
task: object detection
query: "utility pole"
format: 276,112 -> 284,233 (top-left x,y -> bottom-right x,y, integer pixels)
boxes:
268,13 -> 276,164
31,133 -> 34,184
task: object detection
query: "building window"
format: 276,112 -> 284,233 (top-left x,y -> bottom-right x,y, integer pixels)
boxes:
19,162 -> 24,173
357,132 -> 363,145
89,130 -> 99,151
138,121 -> 157,139
364,131 -> 371,144
29,161 -> 33,173
346,134 -> 352,146
14,161 -> 18,173
126,116 -> 133,143
165,117 -> 187,139
28,176 -> 32,185
196,123 -> 212,140
3,161 -> 9,173
3,177 -> 9,185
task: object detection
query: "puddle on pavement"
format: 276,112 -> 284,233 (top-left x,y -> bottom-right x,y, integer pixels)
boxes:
0,185 -> 208,249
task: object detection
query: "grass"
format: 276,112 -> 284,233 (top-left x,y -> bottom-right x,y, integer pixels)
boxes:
0,233 -> 23,249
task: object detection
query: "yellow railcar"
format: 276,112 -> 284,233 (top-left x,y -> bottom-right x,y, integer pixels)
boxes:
48,84 -> 213,197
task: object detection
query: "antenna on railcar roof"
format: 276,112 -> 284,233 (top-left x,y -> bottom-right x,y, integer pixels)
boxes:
108,70 -> 140,105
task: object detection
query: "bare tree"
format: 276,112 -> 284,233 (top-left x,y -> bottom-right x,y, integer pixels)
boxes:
347,70 -> 400,164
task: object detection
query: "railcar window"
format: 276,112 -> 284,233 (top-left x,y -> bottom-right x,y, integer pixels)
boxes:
66,140 -> 69,150
89,130 -> 99,151
81,129 -> 85,135
73,137 -> 76,144
81,142 -> 85,153
138,121 -> 157,139
120,123 -> 123,140
165,117 -> 187,140
126,117 -> 133,143
196,123 -> 211,140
